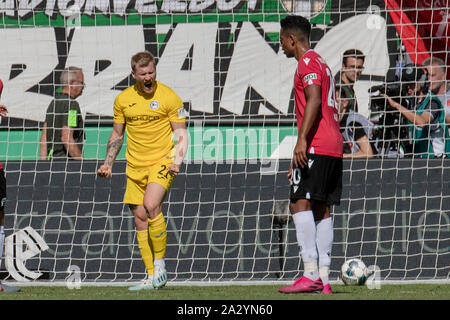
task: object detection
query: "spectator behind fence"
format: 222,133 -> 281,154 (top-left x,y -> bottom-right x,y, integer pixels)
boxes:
422,57 -> 449,133
40,67 -> 85,160
337,85 -> 375,158
382,64 -> 450,158
335,49 -> 365,113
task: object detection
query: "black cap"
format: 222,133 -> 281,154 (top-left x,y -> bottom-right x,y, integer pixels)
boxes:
401,64 -> 425,82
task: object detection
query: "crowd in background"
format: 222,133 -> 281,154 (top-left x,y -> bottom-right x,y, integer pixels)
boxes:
336,49 -> 449,159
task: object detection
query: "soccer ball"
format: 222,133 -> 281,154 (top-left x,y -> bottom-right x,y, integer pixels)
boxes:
341,258 -> 369,285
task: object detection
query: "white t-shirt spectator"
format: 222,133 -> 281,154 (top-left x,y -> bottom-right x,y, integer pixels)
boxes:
439,88 -> 450,136
438,88 -> 450,115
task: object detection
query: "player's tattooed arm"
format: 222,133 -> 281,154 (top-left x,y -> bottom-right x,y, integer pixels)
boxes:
105,136 -> 123,166
97,122 -> 125,178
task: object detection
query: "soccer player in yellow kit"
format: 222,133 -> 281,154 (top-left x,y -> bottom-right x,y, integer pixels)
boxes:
97,51 -> 188,290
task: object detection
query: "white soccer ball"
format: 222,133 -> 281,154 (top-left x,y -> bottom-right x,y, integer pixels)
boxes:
341,258 -> 369,285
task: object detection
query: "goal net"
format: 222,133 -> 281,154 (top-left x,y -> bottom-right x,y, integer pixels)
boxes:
0,0 -> 448,284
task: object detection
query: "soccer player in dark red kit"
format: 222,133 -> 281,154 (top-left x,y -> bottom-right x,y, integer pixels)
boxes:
278,15 -> 343,294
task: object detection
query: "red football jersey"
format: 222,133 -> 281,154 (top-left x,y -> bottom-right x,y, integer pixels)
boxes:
293,50 -> 343,158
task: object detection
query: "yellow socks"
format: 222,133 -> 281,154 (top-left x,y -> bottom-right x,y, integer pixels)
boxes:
148,212 -> 167,260
136,229 -> 154,275
136,213 -> 166,275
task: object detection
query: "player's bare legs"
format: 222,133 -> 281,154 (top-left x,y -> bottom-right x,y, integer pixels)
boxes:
130,183 -> 166,235
143,183 -> 166,220
311,201 -> 330,220
289,198 -> 311,213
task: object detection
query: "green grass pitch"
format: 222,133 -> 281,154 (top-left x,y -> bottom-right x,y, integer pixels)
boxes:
0,283 -> 449,300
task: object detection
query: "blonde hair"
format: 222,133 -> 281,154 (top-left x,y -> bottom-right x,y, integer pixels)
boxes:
131,51 -> 155,71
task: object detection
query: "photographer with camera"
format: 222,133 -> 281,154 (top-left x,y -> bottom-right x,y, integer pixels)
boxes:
337,85 -> 375,158
422,57 -> 449,132
382,64 -> 449,158
335,49 -> 365,113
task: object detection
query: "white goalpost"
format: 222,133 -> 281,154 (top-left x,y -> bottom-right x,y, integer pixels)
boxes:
0,0 -> 448,286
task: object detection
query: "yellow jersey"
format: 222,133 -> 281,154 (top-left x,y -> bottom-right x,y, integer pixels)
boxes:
113,81 -> 186,168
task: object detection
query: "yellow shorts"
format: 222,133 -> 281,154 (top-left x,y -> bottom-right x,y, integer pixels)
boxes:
124,154 -> 175,205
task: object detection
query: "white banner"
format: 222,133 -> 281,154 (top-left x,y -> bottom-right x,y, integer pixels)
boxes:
0,16 -> 389,122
